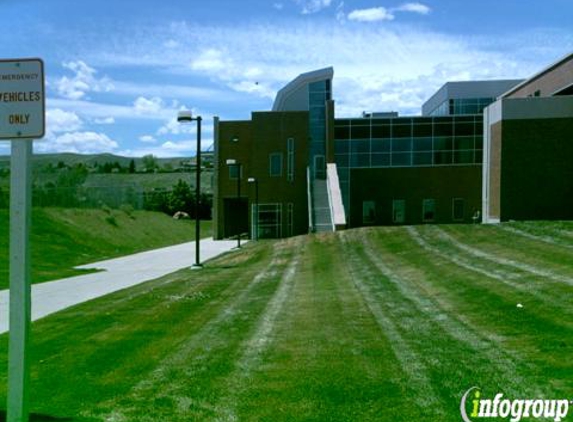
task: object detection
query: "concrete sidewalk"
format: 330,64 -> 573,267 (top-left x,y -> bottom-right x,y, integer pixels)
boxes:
0,237 -> 240,334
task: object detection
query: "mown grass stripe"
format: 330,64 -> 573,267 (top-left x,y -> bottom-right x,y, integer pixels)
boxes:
211,237 -> 303,422
359,229 -> 530,396
433,226 -> 573,286
368,227 -> 572,398
88,241 -> 293,421
338,231 -> 450,419
500,224 -> 573,250
407,226 -> 573,318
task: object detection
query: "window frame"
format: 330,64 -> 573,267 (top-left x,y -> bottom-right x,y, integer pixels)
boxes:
422,198 -> 436,223
362,200 -> 376,225
287,138 -> 294,182
269,152 -> 283,177
452,198 -> 465,222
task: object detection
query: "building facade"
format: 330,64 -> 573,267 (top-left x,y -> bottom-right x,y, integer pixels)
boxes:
482,53 -> 573,223
213,52 -> 573,239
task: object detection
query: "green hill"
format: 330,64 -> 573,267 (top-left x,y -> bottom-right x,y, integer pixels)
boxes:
0,208 -> 211,289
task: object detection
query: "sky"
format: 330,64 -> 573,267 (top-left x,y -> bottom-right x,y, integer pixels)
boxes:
0,0 -> 572,157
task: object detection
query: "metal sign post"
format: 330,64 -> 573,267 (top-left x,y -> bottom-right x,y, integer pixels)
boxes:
8,140 -> 33,422
1,58 -> 45,422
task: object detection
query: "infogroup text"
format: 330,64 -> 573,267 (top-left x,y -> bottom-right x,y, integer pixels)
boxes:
461,387 -> 571,422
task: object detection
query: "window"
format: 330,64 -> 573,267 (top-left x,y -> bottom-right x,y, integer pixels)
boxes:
350,125 -> 369,139
269,153 -> 282,177
413,152 -> 432,166
392,200 -> 406,224
287,203 -> 294,237
229,164 -> 241,180
257,203 -> 282,238
391,152 -> 411,167
335,126 -> 350,139
452,198 -> 465,221
251,203 -> 259,240
371,139 -> 391,153
350,139 -> 369,153
287,138 -> 294,182
362,201 -> 376,224
422,199 -> 435,222
371,153 -> 390,167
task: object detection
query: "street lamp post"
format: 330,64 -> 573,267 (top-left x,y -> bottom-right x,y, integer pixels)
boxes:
226,159 -> 242,248
177,110 -> 202,268
248,177 -> 258,241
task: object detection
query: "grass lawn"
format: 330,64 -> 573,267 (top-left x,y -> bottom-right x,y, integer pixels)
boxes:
0,223 -> 572,421
0,208 -> 212,289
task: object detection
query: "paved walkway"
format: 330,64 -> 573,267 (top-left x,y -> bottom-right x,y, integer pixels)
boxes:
0,238 -> 239,334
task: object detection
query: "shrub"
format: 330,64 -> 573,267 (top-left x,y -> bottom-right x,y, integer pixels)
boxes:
120,204 -> 135,219
100,204 -> 112,215
105,214 -> 118,227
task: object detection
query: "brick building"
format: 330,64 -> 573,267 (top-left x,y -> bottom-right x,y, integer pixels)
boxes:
213,52 -> 573,238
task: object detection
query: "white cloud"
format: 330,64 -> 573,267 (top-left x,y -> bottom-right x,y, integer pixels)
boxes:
46,108 -> 83,133
229,81 -> 275,99
345,2 -> 430,23
190,48 -> 231,73
112,80 -> 235,102
54,60 -> 114,100
139,135 -> 157,143
348,7 -> 394,22
189,49 -> 274,100
157,116 -> 197,136
294,0 -> 332,14
36,131 -> 119,154
79,20 -> 572,119
118,137 -> 214,158
161,140 -> 196,153
273,3 -> 284,10
133,96 -> 165,115
94,117 -> 115,124
48,98 -> 166,121
395,2 -> 431,15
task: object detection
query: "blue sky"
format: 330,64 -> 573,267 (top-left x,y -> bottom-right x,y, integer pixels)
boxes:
1,0 -> 572,157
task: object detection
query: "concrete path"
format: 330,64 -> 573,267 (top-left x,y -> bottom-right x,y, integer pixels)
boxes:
0,238 -> 240,334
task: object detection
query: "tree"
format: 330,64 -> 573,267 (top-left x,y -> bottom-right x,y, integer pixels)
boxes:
142,154 -> 158,173
128,159 -> 136,174
167,180 -> 194,215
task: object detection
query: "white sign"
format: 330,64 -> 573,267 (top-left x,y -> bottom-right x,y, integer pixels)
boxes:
0,58 -> 45,140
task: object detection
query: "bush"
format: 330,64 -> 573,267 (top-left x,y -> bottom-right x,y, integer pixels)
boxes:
120,204 -> 135,219
101,204 -> 112,215
105,214 -> 118,227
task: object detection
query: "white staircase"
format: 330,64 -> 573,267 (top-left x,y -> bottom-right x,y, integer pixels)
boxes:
312,179 -> 333,233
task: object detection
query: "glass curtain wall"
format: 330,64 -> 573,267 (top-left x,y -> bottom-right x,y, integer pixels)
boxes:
308,80 -> 331,178
334,115 -> 483,212
428,98 -> 495,116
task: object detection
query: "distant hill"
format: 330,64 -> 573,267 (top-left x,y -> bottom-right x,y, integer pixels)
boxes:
0,152 -> 195,171
0,152 -> 214,194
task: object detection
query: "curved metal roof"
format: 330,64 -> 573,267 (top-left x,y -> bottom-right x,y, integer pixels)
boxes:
272,67 -> 334,111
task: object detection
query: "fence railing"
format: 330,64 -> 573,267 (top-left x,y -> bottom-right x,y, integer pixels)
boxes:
0,185 -> 212,218
306,166 -> 314,233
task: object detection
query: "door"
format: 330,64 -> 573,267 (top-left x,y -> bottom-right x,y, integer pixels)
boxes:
224,198 -> 249,238
392,199 -> 405,224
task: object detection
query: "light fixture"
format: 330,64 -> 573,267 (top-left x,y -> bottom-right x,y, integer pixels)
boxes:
177,109 -> 202,267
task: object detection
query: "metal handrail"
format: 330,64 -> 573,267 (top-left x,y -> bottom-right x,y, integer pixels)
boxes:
307,166 -> 314,233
